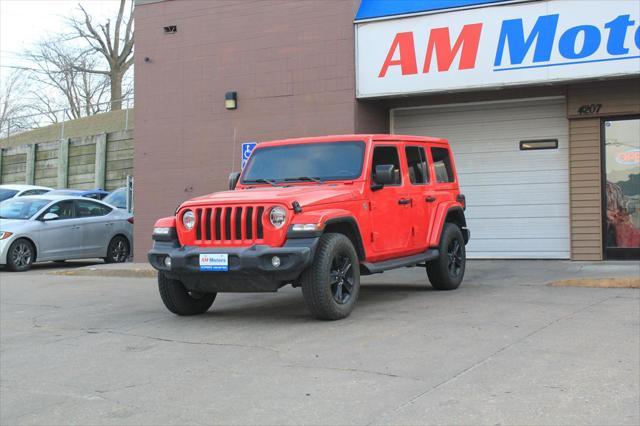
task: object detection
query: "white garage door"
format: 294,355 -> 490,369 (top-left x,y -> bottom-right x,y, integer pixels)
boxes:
392,97 -> 570,258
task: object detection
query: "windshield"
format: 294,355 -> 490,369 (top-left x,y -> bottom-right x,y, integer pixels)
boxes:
0,189 -> 19,202
0,198 -> 51,220
241,142 -> 365,183
103,188 -> 126,209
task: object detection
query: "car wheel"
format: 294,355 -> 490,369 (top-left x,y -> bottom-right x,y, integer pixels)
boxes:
157,272 -> 216,315
301,233 -> 360,320
104,235 -> 130,263
426,223 -> 466,290
7,239 -> 35,272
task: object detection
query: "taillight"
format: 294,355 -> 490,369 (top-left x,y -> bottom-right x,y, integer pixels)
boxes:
127,217 -> 134,224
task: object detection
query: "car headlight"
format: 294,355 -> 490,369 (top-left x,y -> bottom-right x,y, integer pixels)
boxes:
269,207 -> 286,228
182,210 -> 196,230
0,231 -> 13,240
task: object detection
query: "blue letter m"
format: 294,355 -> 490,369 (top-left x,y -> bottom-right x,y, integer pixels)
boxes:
494,14 -> 559,67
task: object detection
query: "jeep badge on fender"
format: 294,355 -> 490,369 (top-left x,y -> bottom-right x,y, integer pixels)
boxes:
148,135 -> 470,320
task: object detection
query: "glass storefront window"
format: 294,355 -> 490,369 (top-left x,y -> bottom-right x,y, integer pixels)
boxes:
604,118 -> 640,259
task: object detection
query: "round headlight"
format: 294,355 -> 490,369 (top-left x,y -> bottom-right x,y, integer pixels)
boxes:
269,206 -> 286,228
182,210 -> 195,230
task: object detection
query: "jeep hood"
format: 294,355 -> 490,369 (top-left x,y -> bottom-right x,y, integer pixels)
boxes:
184,185 -> 361,209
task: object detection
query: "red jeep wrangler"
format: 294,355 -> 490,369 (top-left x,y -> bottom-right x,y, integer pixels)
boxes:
149,135 -> 469,320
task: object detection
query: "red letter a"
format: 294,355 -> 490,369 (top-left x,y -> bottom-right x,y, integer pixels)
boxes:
378,32 -> 418,78
424,23 -> 483,73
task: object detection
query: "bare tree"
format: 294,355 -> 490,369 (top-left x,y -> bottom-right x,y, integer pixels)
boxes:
0,70 -> 37,138
68,0 -> 134,110
24,40 -> 110,122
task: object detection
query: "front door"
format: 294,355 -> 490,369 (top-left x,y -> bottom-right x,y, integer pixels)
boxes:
37,200 -> 83,260
603,117 -> 640,259
368,145 -> 412,260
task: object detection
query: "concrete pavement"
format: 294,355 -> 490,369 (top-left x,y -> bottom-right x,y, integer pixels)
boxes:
0,260 -> 638,425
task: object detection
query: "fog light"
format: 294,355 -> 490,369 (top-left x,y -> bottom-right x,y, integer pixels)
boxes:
271,256 -> 281,268
164,256 -> 172,268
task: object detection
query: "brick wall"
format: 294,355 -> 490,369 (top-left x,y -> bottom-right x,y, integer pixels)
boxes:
133,0 -> 385,259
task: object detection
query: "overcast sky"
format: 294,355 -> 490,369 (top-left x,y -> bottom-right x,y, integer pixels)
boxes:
0,0 -> 121,82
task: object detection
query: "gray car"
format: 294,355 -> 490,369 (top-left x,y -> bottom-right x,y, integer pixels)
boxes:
0,195 -> 133,271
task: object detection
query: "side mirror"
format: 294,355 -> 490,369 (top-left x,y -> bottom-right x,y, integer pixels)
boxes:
42,213 -> 59,221
229,172 -> 241,190
373,164 -> 396,189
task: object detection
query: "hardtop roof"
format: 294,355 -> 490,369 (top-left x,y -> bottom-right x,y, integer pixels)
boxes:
257,134 -> 449,147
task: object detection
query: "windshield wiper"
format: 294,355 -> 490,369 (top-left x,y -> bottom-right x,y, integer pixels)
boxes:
249,178 -> 279,187
284,176 -> 324,184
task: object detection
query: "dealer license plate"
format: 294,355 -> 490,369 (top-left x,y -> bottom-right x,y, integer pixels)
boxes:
199,254 -> 228,271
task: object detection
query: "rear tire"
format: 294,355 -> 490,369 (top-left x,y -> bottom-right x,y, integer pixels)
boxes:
104,235 -> 130,263
301,233 -> 360,320
426,223 -> 466,290
6,239 -> 35,272
158,272 -> 216,316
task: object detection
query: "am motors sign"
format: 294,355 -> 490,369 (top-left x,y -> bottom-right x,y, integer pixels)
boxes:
355,0 -> 640,98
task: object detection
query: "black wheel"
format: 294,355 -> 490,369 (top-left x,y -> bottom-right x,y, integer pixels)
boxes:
6,239 -> 35,272
426,223 -> 466,290
104,235 -> 130,263
158,272 -> 216,316
301,233 -> 360,320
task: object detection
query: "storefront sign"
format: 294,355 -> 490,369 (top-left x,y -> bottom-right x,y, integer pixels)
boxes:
356,0 -> 640,98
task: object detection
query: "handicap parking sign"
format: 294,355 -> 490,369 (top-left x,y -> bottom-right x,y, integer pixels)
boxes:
241,142 -> 257,169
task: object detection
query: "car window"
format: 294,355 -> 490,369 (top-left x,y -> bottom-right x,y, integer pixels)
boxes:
372,146 -> 402,185
76,200 -> 112,217
46,200 -> 75,219
0,189 -> 19,201
20,189 -> 48,196
103,189 -> 126,209
431,147 -> 455,183
405,146 -> 429,184
0,198 -> 51,219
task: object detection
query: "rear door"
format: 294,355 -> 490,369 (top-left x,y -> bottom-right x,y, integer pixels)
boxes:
75,199 -> 114,256
37,200 -> 84,260
403,144 -> 433,250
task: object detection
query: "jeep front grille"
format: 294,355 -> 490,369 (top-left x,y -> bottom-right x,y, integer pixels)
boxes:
194,206 -> 265,243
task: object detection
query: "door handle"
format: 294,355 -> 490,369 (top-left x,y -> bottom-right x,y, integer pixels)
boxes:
425,196 -> 436,203
71,225 -> 81,230
398,198 -> 412,205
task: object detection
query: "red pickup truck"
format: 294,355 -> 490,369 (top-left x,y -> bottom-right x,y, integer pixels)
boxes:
149,135 -> 469,320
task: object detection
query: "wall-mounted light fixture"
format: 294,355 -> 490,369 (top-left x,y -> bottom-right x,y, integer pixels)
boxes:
519,139 -> 558,150
225,91 -> 238,110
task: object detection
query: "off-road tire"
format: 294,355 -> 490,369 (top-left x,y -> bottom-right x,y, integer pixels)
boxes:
104,235 -> 130,263
426,223 -> 466,290
6,238 -> 35,272
158,271 -> 216,315
301,233 -> 360,320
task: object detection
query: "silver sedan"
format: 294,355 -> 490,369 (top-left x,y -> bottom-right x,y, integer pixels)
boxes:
0,195 -> 133,271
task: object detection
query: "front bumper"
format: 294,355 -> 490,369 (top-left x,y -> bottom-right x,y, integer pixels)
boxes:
148,238 -> 319,293
0,236 -> 16,265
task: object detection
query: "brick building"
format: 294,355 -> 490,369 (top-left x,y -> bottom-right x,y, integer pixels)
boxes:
134,0 -> 640,261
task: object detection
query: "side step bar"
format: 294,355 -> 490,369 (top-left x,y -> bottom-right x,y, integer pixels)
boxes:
360,249 -> 439,275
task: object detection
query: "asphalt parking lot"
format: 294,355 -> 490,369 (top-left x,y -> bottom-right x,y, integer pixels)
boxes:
1,260 -> 638,425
